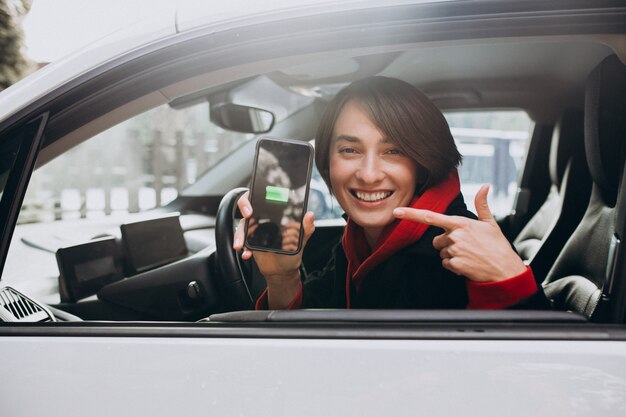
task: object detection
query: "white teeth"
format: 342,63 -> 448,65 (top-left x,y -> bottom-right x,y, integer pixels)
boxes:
355,191 -> 391,202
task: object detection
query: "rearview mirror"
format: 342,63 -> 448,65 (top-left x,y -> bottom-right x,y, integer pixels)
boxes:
210,103 -> 275,134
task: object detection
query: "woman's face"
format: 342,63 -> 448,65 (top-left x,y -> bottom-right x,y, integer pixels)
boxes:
329,100 -> 418,242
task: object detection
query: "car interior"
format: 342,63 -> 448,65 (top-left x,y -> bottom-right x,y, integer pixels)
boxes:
512,107 -> 589,281
1,4 -> 626,328
542,55 -> 626,321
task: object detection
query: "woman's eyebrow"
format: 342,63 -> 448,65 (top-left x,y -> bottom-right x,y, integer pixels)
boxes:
333,135 -> 360,143
333,135 -> 395,145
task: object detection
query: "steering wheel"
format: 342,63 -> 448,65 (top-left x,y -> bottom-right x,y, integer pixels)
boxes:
215,187 -> 255,310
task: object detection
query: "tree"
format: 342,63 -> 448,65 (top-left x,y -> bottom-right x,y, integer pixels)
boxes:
0,0 -> 30,92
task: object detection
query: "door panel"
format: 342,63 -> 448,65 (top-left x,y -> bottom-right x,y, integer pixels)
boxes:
1,334 -> 625,417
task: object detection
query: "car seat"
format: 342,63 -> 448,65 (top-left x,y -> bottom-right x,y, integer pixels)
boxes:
513,108 -> 591,282
542,54 -> 626,320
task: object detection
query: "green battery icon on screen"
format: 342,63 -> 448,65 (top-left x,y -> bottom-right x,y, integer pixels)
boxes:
266,185 -> 289,203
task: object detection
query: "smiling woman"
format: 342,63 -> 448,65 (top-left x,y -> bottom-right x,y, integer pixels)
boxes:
235,76 -> 545,311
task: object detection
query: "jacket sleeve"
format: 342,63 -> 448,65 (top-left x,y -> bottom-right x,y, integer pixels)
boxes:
465,266 -> 552,310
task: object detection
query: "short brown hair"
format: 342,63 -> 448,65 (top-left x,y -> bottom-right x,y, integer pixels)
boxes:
315,76 -> 461,194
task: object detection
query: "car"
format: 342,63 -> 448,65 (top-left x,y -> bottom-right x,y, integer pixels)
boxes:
2,1 -> 626,416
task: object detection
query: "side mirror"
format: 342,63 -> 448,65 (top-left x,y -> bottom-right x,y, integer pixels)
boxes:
210,103 -> 275,134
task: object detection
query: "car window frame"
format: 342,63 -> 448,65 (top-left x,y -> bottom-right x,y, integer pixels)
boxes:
1,1 -> 626,332
0,114 -> 49,275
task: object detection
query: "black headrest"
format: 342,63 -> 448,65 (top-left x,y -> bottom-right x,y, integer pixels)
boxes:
585,55 -> 626,205
549,108 -> 584,188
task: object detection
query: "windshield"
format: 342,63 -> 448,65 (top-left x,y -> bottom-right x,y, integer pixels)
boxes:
19,101 -> 256,223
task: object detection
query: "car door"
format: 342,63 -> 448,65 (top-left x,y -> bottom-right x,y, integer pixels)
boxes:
2,1 -> 626,416
3,313 -> 626,417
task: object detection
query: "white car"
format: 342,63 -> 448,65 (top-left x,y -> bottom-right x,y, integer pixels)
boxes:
2,1 -> 626,416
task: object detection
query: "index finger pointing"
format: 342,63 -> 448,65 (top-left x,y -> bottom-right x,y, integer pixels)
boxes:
393,207 -> 465,231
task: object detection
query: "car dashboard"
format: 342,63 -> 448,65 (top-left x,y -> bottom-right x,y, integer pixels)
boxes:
2,211 -> 221,321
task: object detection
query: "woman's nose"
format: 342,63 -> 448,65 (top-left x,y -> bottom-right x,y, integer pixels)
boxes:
355,155 -> 384,183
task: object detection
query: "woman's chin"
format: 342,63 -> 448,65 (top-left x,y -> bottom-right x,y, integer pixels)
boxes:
349,211 -> 395,230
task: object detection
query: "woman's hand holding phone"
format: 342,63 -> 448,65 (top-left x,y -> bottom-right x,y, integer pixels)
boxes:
233,191 -> 315,308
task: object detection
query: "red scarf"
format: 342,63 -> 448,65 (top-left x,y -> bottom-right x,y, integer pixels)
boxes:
341,169 -> 460,308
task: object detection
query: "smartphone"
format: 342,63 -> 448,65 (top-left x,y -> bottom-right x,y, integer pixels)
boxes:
245,137 -> 314,255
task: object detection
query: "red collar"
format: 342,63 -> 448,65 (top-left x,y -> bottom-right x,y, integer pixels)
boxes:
341,169 -> 460,307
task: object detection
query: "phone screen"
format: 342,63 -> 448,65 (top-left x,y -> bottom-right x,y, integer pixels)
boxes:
245,138 -> 314,254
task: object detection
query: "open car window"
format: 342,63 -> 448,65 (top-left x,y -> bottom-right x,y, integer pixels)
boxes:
0,0 -> 623,328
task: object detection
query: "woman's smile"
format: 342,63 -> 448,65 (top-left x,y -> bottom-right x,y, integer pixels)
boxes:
351,189 -> 393,202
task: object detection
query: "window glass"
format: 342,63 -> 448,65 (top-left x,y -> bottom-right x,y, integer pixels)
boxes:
19,102 -> 253,224
445,111 -> 533,216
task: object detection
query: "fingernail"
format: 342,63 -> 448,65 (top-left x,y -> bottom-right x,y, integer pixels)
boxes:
242,206 -> 252,216
393,208 -> 404,217
234,238 -> 241,247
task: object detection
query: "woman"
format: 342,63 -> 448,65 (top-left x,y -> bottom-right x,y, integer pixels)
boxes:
234,76 -> 548,310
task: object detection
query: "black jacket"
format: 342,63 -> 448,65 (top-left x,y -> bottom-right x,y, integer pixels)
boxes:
300,194 -> 550,310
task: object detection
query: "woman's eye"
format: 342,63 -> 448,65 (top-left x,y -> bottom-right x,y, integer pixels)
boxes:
385,148 -> 402,155
339,147 -> 357,154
